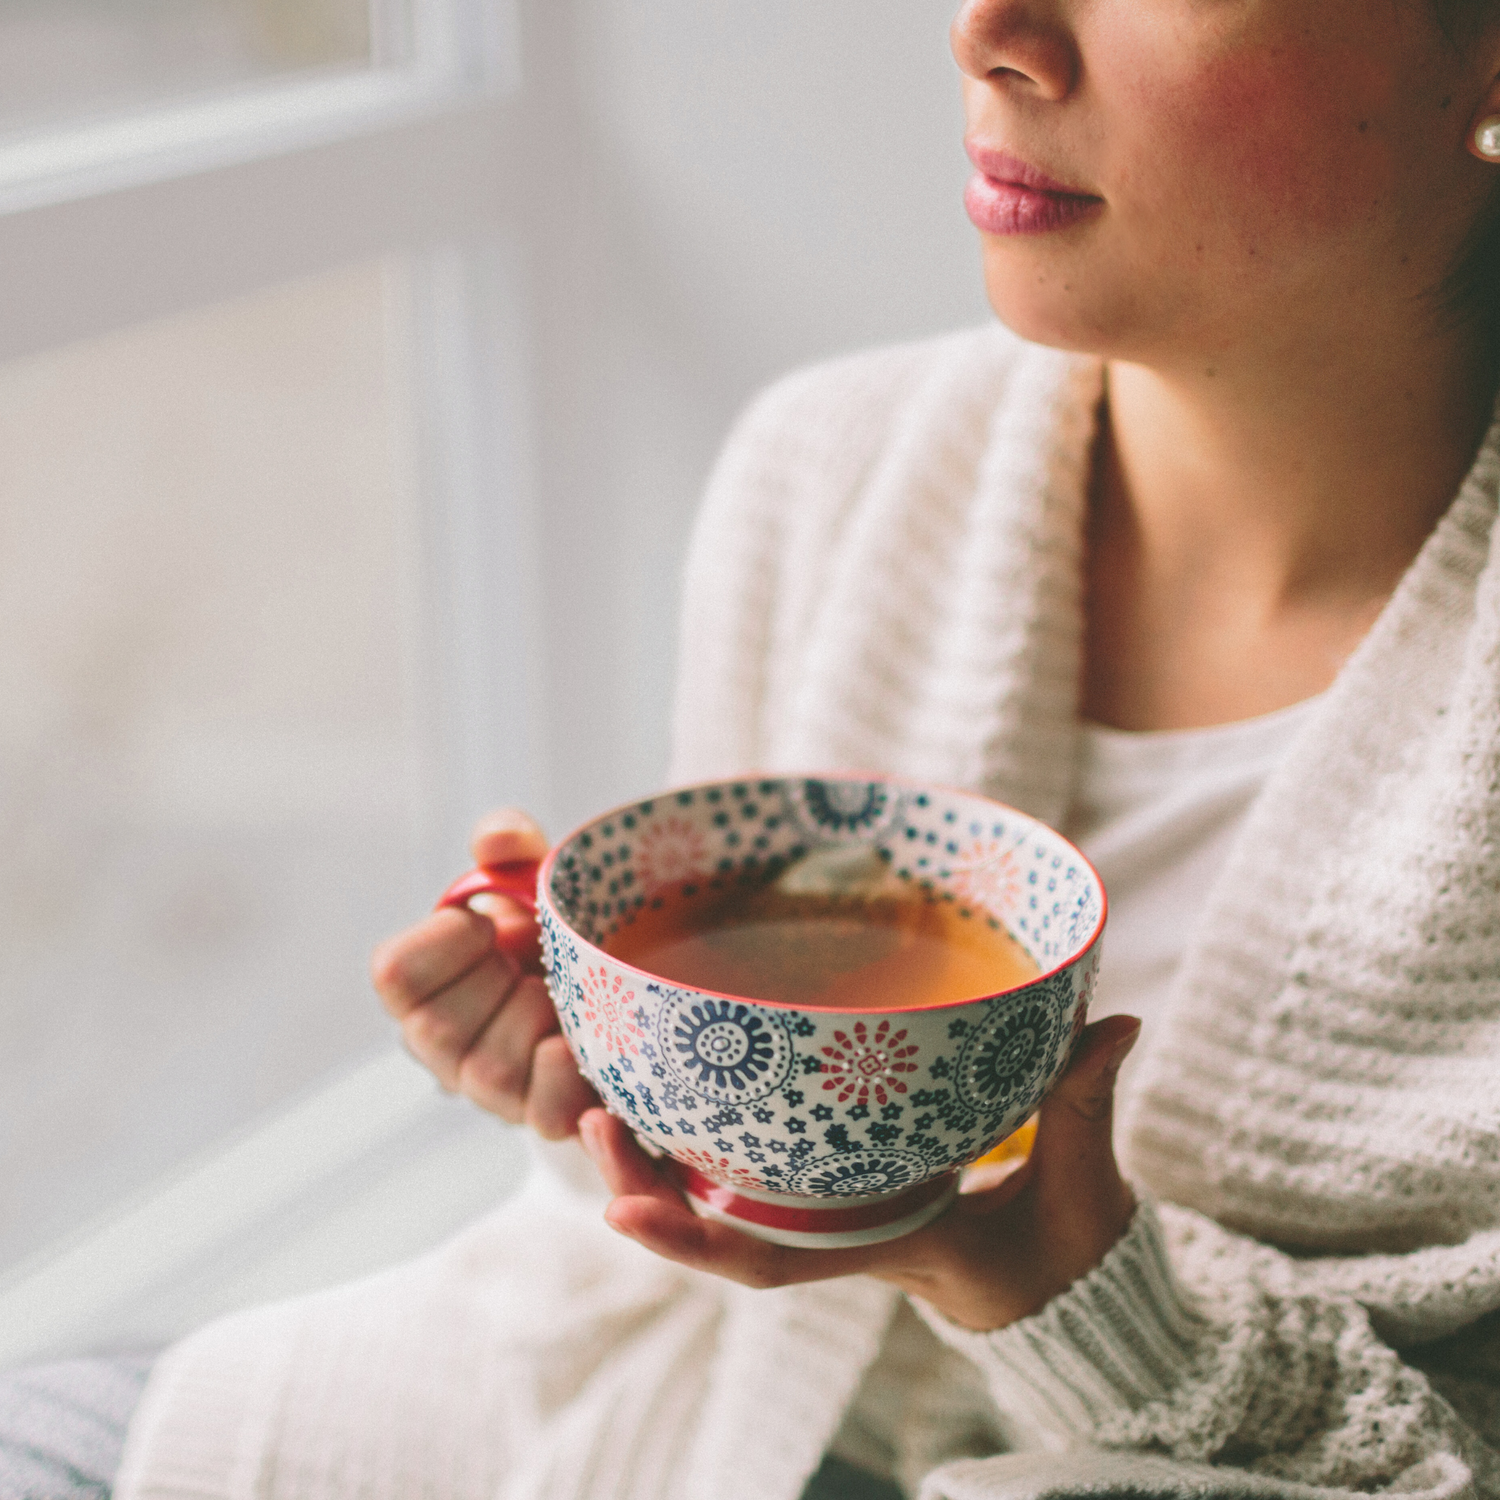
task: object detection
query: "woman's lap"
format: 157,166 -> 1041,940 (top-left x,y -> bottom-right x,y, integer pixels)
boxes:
0,1356 -> 903,1500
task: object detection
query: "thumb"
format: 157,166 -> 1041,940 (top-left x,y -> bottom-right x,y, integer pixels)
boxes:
1044,1014 -> 1140,1129
470,807 -> 550,868
1031,1014 -> 1139,1217
465,809 -> 550,970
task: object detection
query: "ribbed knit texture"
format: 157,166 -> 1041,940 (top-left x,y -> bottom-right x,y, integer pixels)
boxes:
671,331 -> 1100,826
914,1203 -> 1208,1456
119,326 -> 1500,1500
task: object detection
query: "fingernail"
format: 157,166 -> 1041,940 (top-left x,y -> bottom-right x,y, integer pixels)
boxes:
1106,1024 -> 1142,1076
478,809 -> 542,837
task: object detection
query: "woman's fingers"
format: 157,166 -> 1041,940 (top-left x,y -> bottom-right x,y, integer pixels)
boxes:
525,1036 -> 601,1139
579,1110 -> 893,1287
401,960 -> 595,1133
581,1110 -> 762,1268
579,1110 -> 677,1200
465,892 -> 544,970
370,907 -> 497,1020
609,1195 -> 889,1289
582,1113 -> 773,1274
399,951 -> 523,1091
456,975 -> 558,1121
371,806 -> 574,1129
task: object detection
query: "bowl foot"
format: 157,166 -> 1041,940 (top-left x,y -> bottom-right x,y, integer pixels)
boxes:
667,1163 -> 960,1249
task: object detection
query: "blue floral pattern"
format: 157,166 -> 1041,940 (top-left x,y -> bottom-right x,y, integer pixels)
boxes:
790,778 -> 902,839
657,991 -> 794,1103
791,1149 -> 929,1196
955,976 -> 1068,1117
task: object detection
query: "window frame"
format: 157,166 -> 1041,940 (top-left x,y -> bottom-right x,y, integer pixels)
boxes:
0,0 -> 519,367
0,0 -> 515,215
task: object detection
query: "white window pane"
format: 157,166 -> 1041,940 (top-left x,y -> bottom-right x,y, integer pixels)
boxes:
0,259 -> 428,1271
0,0 -> 400,136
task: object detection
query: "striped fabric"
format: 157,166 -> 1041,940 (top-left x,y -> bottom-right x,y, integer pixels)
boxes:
0,1355 -> 154,1500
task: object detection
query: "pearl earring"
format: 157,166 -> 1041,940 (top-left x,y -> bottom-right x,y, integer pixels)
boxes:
1476,117 -> 1500,159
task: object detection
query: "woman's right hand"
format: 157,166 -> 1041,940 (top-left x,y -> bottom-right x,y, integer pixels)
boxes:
370,808 -> 599,1139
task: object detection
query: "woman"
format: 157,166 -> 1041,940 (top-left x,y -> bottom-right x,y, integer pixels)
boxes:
115,1 -> 1500,1497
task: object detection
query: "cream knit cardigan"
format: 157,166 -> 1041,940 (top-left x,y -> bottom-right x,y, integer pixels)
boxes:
118,328 -> 1500,1500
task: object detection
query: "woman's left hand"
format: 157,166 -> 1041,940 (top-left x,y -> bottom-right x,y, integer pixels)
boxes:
579,1013 -> 1142,1332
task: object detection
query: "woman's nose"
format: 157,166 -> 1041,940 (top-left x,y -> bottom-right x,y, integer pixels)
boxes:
951,0 -> 1079,102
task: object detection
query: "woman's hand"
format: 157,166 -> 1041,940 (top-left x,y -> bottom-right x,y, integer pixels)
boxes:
579,1013 -> 1141,1331
370,808 -> 598,1139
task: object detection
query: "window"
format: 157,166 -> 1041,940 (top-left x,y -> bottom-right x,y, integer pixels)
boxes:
0,0 -> 532,1364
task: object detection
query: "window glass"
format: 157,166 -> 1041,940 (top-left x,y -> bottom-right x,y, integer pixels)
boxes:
0,258 -> 427,1270
0,0 -> 393,136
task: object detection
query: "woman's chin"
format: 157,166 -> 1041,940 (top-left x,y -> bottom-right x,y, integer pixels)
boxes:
980,253 -> 1135,360
985,300 -> 1116,359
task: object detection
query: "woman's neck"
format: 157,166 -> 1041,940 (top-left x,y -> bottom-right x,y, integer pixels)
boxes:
1081,324 -> 1498,731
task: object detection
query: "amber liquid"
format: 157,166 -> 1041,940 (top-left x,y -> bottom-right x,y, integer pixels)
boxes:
602,880 -> 1040,1009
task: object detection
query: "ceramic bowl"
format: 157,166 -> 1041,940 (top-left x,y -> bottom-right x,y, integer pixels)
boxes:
446,775 -> 1105,1248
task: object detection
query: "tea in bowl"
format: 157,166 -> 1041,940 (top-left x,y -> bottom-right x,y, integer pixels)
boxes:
442,775 -> 1105,1249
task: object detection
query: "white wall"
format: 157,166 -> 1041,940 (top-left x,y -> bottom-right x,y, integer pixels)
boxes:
516,0 -> 990,834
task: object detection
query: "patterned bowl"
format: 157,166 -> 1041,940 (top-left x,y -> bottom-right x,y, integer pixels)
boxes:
442,775 -> 1105,1248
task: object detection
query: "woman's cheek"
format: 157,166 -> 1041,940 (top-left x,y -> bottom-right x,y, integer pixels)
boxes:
1115,42 -> 1397,265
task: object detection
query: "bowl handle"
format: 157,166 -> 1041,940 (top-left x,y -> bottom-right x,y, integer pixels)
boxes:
436,860 -> 541,916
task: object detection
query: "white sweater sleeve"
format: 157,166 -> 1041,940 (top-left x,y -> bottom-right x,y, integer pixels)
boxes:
913,1199 -> 1500,1500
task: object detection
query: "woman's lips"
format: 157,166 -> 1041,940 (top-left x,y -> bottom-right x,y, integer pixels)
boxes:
963,145 -> 1102,236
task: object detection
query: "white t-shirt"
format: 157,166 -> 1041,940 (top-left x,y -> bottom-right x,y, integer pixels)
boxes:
831,695 -> 1322,1486
1065,697 -> 1323,1032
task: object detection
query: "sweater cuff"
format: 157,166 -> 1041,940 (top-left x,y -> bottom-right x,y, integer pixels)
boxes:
914,1197 -> 1207,1451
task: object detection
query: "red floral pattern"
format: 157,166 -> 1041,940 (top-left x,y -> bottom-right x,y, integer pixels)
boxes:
581,965 -> 642,1055
819,1019 -> 920,1106
672,1147 -> 769,1191
634,817 -> 708,895
948,838 -> 1025,919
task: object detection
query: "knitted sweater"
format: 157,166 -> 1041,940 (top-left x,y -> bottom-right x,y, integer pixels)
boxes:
118,327 -> 1500,1500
